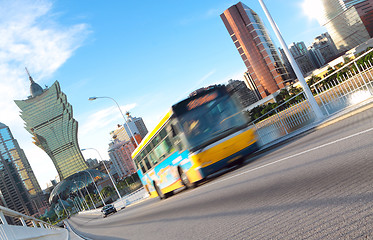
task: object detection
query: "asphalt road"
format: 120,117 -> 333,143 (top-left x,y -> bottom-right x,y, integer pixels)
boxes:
68,106 -> 373,240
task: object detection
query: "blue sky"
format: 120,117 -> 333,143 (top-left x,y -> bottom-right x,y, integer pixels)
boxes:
0,0 -> 326,189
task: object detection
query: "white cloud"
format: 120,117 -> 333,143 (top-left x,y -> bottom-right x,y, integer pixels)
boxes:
79,103 -> 137,136
77,103 -> 137,162
0,0 -> 90,189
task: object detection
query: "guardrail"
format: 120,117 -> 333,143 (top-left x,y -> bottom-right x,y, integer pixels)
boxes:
80,187 -> 149,216
250,48 -> 373,147
0,205 -> 68,240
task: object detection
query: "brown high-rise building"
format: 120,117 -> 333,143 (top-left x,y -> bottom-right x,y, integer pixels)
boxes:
221,2 -> 290,98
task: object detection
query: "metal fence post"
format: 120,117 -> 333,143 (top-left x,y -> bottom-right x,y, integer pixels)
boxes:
275,109 -> 288,135
0,211 -> 8,225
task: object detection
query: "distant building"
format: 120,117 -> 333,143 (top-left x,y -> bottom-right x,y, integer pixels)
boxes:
110,113 -> 148,148
318,0 -> 373,52
308,33 -> 339,67
226,80 -> 260,107
86,158 -> 99,169
278,48 -> 297,80
288,42 -> 316,76
243,71 -> 262,101
14,74 -> 88,180
111,125 -> 131,143
123,113 -> 148,140
221,2 -> 291,98
0,123 -> 47,214
108,138 -> 138,179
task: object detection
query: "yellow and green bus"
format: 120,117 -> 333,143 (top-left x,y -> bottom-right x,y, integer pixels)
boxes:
131,85 -> 258,199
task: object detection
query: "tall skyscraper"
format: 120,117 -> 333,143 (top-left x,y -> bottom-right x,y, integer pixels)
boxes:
318,0 -> 373,52
14,74 -> 87,180
0,123 -> 45,211
0,152 -> 34,218
221,2 -> 290,98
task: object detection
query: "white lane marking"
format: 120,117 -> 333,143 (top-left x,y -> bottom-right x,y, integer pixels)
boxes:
204,126 -> 373,187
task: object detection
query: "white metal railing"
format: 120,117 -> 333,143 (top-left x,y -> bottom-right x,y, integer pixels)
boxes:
80,187 -> 149,215
0,205 -> 68,240
112,187 -> 149,210
251,92 -> 315,146
311,59 -> 373,116
250,49 -> 373,147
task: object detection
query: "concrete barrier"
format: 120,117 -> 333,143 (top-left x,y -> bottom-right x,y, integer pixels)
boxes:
0,206 -> 67,240
0,224 -> 68,240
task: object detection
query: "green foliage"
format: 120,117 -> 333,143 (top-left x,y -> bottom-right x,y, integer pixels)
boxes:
101,186 -> 114,197
275,89 -> 290,104
249,47 -> 373,122
249,86 -> 303,121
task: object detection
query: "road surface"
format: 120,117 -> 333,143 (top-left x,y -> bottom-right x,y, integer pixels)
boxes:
68,106 -> 373,239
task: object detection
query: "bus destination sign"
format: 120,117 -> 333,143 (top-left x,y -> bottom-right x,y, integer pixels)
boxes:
186,92 -> 218,110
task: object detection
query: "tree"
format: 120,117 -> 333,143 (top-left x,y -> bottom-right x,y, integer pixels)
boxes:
101,186 -> 114,197
275,89 -> 290,103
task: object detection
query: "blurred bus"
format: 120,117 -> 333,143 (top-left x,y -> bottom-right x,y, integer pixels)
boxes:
131,85 -> 258,199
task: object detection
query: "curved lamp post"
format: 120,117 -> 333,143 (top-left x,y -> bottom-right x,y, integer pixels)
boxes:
75,180 -> 96,209
88,96 -> 140,146
258,0 -> 324,121
81,148 -> 126,209
73,181 -> 89,210
84,170 -> 106,206
57,193 -> 68,217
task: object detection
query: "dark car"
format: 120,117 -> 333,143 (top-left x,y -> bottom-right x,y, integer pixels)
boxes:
101,204 -> 117,218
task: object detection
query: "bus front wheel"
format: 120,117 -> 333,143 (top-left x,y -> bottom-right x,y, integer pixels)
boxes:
154,182 -> 165,200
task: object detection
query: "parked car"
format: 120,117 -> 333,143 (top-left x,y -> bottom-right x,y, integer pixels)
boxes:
101,204 -> 117,218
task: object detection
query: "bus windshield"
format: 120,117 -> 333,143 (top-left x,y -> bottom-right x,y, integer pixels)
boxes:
178,95 -> 247,151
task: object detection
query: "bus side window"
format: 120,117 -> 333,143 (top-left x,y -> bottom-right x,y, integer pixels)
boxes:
144,157 -> 152,170
145,145 -> 152,154
164,137 -> 175,154
176,141 -> 184,152
139,161 -> 146,174
159,128 -> 167,139
148,151 -> 158,165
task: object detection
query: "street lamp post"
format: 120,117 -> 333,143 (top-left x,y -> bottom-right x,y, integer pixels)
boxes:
81,148 -> 126,209
73,181 -> 89,210
71,197 -> 79,213
258,0 -> 324,121
88,96 -> 140,146
72,196 -> 82,212
76,180 -> 96,210
84,170 -> 106,206
57,194 -> 68,217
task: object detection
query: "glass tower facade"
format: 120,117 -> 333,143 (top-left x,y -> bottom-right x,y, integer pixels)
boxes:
14,78 -> 87,180
0,123 -> 42,196
0,147 -> 34,218
221,2 -> 290,98
319,0 -> 373,52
